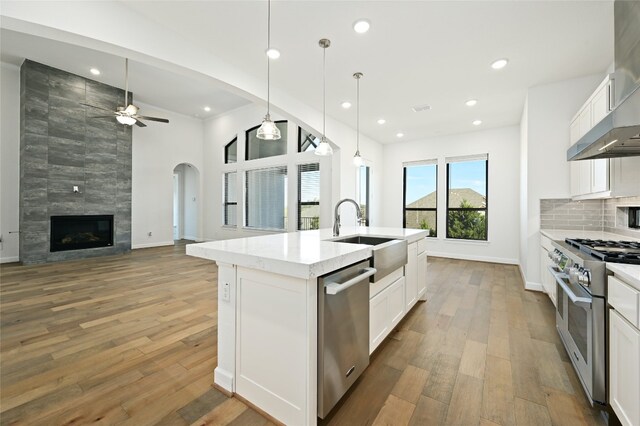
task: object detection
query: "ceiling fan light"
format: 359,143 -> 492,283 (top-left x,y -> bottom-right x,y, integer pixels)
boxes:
353,151 -> 364,167
116,115 -> 136,126
315,137 -> 333,156
256,114 -> 281,140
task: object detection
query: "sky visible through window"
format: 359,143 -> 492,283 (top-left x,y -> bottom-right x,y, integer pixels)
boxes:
405,161 -> 486,204
448,160 -> 487,197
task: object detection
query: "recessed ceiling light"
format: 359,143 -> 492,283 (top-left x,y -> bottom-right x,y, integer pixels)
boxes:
491,58 -> 508,70
353,19 -> 370,34
473,120 -> 482,126
204,106 -> 211,112
89,68 -> 101,76
341,101 -> 352,109
396,132 -> 404,138
266,48 -> 281,59
377,119 -> 386,125
465,99 -> 478,107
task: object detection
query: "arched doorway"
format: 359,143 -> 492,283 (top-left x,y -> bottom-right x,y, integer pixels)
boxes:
172,163 -> 200,242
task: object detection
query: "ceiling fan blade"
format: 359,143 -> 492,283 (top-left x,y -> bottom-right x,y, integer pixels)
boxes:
134,119 -> 147,128
80,103 -> 114,113
88,115 -> 116,119
135,115 -> 169,123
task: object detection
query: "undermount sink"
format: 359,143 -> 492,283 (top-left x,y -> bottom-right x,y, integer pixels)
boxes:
329,235 -> 408,282
330,235 -> 396,246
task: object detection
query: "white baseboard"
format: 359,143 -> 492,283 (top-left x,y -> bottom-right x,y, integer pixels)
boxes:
132,241 -> 175,249
426,251 -> 519,265
525,281 -> 545,292
0,256 -> 19,264
214,367 -> 234,393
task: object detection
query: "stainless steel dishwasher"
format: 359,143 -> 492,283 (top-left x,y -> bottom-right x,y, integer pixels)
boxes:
317,260 -> 376,419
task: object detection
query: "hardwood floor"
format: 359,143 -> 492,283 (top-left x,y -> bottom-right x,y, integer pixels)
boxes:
1,244 -> 605,425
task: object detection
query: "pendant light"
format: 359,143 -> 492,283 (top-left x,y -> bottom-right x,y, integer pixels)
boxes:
352,72 -> 364,166
256,0 -> 281,140
315,38 -> 333,156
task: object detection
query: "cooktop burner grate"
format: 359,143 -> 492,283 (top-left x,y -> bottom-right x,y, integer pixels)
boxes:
565,238 -> 640,264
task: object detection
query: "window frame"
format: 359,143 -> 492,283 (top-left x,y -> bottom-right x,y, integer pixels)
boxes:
245,120 -> 288,161
298,127 -> 320,153
297,163 -> 320,231
445,156 -> 488,241
402,162 -> 438,237
358,165 -> 370,226
224,137 -> 238,164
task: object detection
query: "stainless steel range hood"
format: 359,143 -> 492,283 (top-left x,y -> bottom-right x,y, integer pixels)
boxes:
568,0 -> 640,161
567,86 -> 640,160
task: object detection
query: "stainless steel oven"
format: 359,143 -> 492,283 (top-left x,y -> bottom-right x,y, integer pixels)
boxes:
548,242 -> 607,406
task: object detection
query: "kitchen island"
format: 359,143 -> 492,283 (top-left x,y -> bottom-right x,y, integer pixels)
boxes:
186,227 -> 428,425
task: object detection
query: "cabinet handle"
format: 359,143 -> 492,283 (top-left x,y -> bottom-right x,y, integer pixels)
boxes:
325,267 -> 377,295
608,79 -> 615,111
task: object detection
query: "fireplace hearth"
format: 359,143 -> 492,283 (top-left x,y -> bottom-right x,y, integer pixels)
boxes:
50,215 -> 114,252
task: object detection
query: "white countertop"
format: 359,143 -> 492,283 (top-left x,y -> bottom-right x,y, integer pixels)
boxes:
540,229 -> 640,243
607,263 -> 640,290
186,227 -> 428,279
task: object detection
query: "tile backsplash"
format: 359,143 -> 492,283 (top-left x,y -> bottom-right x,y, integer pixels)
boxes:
540,196 -> 640,238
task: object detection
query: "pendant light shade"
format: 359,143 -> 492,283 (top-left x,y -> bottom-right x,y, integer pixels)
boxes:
256,114 -> 281,140
315,38 -> 333,156
353,72 -> 364,166
257,0 -> 281,140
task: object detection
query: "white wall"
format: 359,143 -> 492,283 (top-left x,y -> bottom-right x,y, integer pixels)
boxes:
131,102 -> 203,248
380,126 -> 521,264
202,103 -> 383,241
0,62 -> 20,263
519,73 -> 604,288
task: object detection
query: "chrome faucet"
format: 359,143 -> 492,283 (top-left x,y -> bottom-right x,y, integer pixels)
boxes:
333,198 -> 362,237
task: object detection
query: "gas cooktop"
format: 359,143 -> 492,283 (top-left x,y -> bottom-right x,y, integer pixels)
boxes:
565,238 -> 640,265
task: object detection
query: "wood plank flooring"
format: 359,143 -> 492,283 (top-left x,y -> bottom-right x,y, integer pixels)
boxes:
1,244 -> 605,425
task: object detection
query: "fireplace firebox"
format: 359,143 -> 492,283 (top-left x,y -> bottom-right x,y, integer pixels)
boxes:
50,215 -> 114,252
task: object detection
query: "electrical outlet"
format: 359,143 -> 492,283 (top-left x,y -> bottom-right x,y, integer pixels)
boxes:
148,231 -> 152,237
222,282 -> 230,302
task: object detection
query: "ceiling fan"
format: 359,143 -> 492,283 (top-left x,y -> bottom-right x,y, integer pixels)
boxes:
81,58 -> 169,127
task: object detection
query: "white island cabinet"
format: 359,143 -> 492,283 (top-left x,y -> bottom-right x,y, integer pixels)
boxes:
607,265 -> 640,426
187,227 -> 428,425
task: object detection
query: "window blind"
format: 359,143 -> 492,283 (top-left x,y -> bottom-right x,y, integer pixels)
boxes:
298,163 -> 320,230
445,153 -> 488,164
223,171 -> 237,226
245,166 -> 288,230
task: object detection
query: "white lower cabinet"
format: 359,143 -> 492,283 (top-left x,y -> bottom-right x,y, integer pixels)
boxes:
369,277 -> 405,354
417,251 -> 427,298
609,309 -> 640,426
405,242 -> 418,311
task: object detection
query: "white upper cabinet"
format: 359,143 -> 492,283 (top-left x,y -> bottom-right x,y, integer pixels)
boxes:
569,75 -> 613,199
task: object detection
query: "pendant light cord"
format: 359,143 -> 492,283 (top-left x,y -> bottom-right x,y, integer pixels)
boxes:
322,45 -> 326,138
356,76 -> 360,151
266,0 -> 271,115
124,58 -> 129,106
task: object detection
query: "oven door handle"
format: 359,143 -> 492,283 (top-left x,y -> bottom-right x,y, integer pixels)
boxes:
548,266 -> 592,309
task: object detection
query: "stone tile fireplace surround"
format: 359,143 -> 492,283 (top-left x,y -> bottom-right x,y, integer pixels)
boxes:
20,60 -> 132,264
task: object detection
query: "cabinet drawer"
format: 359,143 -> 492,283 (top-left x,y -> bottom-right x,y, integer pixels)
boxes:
417,238 -> 426,254
370,267 -> 403,299
540,234 -> 554,252
609,275 -> 640,328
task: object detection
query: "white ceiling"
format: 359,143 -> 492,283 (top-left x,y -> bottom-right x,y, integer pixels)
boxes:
0,29 -> 251,118
2,1 -> 614,143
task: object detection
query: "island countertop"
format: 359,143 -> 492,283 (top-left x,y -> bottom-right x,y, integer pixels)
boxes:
186,227 -> 428,279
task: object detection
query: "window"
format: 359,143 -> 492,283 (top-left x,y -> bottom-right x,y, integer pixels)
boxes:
446,155 -> 488,240
245,166 -> 287,230
225,137 -> 237,163
246,121 -> 288,160
298,163 -> 320,230
298,128 -> 320,152
223,172 -> 237,226
403,161 -> 437,236
357,165 -> 370,226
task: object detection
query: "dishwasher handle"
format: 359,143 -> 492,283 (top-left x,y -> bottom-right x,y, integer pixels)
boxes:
325,267 -> 377,295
